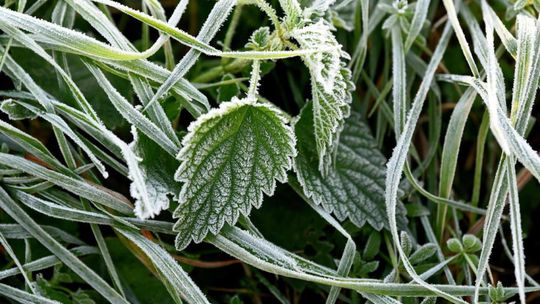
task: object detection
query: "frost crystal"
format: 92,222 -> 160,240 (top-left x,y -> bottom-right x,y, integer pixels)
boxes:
173,97 -> 296,250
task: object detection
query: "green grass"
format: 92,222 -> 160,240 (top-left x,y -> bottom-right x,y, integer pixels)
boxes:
0,0 -> 539,303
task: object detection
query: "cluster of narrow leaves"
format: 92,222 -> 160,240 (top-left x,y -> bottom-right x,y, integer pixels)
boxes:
0,0 -> 540,303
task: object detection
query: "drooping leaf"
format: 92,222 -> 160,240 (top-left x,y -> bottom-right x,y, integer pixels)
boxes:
294,102 -> 405,230
173,97 -> 296,250
291,20 -> 354,174
130,129 -> 181,219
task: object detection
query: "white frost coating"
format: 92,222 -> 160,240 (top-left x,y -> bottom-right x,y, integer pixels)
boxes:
129,127 -> 171,219
291,21 -> 346,93
117,229 -> 211,304
304,0 -> 337,17
227,228 -> 299,270
173,97 -> 297,250
291,20 -> 354,174
278,0 -> 302,18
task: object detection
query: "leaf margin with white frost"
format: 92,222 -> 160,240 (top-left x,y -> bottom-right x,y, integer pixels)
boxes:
290,20 -> 354,174
173,97 -> 297,250
129,127 -> 182,220
293,102 -> 406,230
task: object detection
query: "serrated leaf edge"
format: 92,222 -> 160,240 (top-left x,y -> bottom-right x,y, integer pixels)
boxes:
173,97 -> 297,249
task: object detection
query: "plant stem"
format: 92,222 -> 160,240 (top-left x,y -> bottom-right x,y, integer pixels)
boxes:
248,60 -> 261,98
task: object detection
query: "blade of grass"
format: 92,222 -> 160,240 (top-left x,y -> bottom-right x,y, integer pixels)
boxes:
0,282 -> 60,304
384,15 -> 466,302
0,231 -> 37,294
441,0 -> 479,77
142,0 -> 236,113
0,186 -> 129,304
0,246 -> 98,280
116,228 -> 211,304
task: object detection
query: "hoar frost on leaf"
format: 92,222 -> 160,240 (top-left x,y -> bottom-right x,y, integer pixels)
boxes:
290,20 -> 354,174
173,97 -> 296,250
130,128 -> 181,219
294,102 -> 407,230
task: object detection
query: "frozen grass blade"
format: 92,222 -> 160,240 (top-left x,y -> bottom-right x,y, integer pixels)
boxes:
441,0 -> 479,77
0,153 -> 133,214
0,186 -> 129,304
384,19 -> 466,303
507,159 -> 526,303
404,0 -> 430,50
0,231 -> 37,294
84,62 -> 179,156
0,282 -> 60,304
437,87 -> 477,237
391,26 -> 406,136
117,229 -> 211,304
143,0 -> 235,112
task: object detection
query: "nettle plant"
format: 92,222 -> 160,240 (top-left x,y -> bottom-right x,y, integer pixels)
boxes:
1,0 -> 540,303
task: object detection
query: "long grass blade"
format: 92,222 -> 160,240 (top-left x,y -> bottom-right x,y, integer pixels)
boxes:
116,228 -> 211,304
384,18 -> 466,303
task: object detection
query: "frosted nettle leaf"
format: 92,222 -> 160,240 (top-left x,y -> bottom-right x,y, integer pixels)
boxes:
294,102 -> 406,230
292,21 -> 345,92
246,27 -> 282,52
130,128 -> 181,219
173,97 -> 296,250
291,20 -> 354,173
278,0 -> 302,19
304,0 -> 337,18
246,27 -> 271,50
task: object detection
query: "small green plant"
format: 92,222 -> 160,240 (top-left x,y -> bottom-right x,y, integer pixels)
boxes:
0,0 -> 540,303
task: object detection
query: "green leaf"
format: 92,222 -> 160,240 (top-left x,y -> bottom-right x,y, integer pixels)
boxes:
291,20 -> 354,173
173,97 -> 296,250
294,102 -> 405,230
